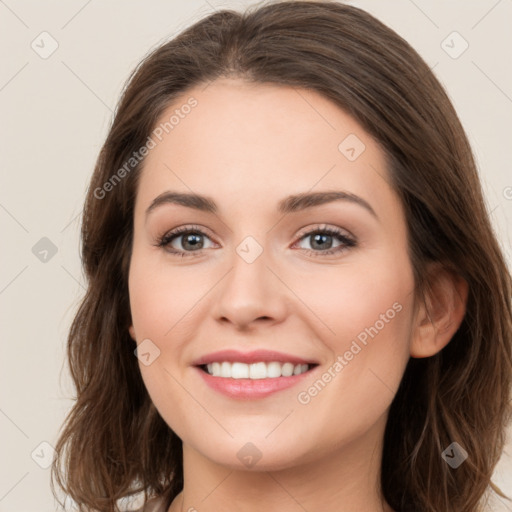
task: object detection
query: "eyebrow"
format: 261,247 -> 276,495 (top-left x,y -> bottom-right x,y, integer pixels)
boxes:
145,190 -> 378,220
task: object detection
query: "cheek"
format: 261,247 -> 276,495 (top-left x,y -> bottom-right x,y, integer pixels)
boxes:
127,250 -> 216,402
128,250 -> 208,339
127,252 -> 202,430
293,255 -> 415,433
291,249 -> 414,348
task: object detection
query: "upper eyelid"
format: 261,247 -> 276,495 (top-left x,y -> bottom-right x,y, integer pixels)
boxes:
294,224 -> 353,239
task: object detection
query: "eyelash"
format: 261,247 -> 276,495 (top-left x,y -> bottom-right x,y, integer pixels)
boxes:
155,224 -> 357,258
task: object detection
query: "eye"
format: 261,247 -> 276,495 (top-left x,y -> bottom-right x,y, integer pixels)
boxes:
155,225 -> 216,257
155,224 -> 356,258
293,225 -> 356,256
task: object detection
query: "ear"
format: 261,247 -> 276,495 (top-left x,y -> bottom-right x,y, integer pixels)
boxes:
410,263 -> 468,358
128,324 -> 136,341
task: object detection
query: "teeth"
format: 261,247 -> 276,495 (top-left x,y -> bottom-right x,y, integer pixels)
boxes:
204,361 -> 310,379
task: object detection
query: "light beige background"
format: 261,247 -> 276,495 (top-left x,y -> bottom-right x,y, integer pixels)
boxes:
0,0 -> 511,511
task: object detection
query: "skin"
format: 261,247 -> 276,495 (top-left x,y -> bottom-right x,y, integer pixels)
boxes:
128,78 -> 468,512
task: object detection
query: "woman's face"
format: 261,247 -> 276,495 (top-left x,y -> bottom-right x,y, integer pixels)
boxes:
128,78 -> 417,470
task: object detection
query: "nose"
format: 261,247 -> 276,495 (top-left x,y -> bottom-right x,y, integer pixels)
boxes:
211,242 -> 288,331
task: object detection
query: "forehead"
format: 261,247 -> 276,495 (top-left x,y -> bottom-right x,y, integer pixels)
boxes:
134,78 -> 398,217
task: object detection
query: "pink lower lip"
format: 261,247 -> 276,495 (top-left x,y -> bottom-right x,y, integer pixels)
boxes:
195,366 -> 314,399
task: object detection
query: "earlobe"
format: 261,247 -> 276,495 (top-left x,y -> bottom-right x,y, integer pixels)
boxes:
129,324 -> 136,341
410,264 -> 469,358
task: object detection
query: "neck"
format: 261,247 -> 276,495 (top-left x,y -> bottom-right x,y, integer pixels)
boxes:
168,413 -> 393,512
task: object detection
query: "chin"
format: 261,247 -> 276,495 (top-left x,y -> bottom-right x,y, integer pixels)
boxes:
183,428 -> 322,472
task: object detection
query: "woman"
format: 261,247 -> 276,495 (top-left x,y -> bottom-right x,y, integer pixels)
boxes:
51,1 -> 512,511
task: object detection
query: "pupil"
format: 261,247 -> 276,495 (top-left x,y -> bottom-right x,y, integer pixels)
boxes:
183,233 -> 203,250
312,233 -> 332,250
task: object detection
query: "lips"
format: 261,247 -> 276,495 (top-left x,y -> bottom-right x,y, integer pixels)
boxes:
191,349 -> 320,399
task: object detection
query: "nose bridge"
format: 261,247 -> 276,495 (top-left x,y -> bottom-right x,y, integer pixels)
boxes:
228,233 -> 272,301
213,232 -> 287,326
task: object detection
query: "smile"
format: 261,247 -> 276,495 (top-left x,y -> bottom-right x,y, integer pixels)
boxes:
195,361 -> 319,400
202,361 -> 312,379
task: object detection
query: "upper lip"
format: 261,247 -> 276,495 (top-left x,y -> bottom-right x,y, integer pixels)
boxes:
192,349 -> 319,366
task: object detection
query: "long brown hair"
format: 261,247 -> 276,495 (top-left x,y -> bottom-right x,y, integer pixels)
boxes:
51,1 -> 512,511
